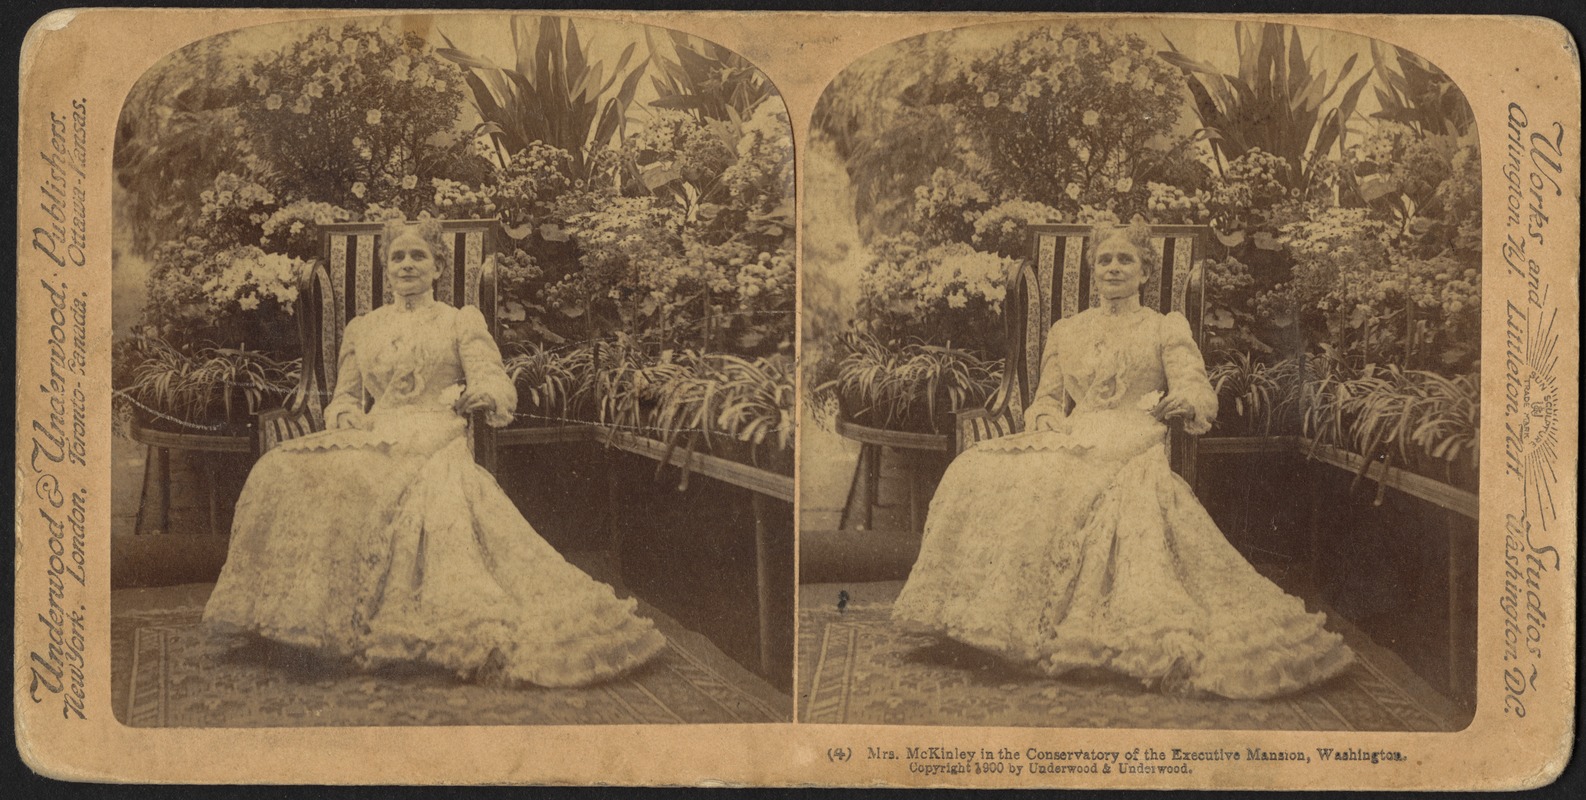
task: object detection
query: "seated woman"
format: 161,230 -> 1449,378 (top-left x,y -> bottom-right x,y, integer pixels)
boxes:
204,217 -> 665,688
893,221 -> 1354,700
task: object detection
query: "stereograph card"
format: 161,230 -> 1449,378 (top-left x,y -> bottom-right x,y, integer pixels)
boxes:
12,6 -> 1580,789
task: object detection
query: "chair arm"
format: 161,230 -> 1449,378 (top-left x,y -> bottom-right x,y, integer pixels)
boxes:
954,406 -> 1020,455
257,405 -> 321,455
469,409 -> 497,472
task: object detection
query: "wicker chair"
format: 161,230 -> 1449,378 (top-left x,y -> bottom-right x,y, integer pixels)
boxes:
257,219 -> 501,469
954,223 -> 1209,485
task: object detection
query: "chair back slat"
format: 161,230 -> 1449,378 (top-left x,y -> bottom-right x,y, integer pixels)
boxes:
987,223 -> 1207,477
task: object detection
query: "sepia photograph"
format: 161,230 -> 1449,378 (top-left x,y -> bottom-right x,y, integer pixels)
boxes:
801,18 -> 1479,731
11,6 -> 1577,789
107,12 -> 794,726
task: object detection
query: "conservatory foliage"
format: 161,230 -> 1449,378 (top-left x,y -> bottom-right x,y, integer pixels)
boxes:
114,18 -> 795,472
811,23 -> 1479,491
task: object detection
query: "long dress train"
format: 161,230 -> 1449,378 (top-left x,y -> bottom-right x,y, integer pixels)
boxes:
892,307 -> 1354,700
203,301 -> 665,687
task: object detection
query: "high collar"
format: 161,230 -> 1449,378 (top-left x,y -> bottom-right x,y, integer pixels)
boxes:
1097,296 -> 1145,317
391,292 -> 438,313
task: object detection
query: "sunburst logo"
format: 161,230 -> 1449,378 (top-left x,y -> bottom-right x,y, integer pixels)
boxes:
1508,307 -> 1561,531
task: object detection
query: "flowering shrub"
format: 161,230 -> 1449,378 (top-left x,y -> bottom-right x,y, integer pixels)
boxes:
196,172 -> 277,249
724,104 -> 796,214
854,236 -> 1012,356
141,241 -> 305,353
1145,182 -> 1211,224
971,199 -> 1063,258
238,22 -> 481,212
516,101 -> 794,355
204,246 -> 307,315
119,18 -> 795,445
259,199 -> 354,259
430,178 -> 496,220
938,26 -> 1183,219
486,143 -> 572,227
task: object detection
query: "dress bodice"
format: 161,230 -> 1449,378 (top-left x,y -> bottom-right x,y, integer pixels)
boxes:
1026,307 -> 1217,435
324,301 -> 517,429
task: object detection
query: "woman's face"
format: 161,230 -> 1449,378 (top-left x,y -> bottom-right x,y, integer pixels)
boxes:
385,232 -> 439,298
1093,236 -> 1149,300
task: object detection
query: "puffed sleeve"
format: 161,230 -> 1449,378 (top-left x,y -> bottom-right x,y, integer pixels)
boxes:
1023,319 -> 1070,431
1161,311 -> 1218,435
323,316 -> 366,429
455,305 -> 517,428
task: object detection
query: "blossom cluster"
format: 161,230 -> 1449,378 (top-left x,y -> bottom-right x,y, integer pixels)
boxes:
970,199 -> 1061,258
202,246 -> 308,315
1145,181 -> 1211,223
260,199 -> 354,259
855,236 -> 1012,353
723,104 -> 795,208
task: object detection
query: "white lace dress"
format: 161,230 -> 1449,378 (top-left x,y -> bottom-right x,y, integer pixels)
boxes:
892,306 -> 1354,699
203,301 -> 665,687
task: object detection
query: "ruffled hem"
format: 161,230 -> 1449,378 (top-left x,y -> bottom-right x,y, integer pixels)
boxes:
275,428 -> 403,453
359,611 -> 667,688
894,416 -> 1355,700
972,409 -> 1166,458
893,605 -> 1354,700
205,587 -> 669,688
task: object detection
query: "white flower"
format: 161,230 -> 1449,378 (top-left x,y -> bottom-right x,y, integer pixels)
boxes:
401,175 -> 418,190
1115,177 -> 1134,193
366,109 -> 383,125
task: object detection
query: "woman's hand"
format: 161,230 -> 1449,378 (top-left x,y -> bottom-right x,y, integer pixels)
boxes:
1151,390 -> 1197,425
1030,413 -> 1064,433
332,409 -> 371,431
453,386 -> 498,418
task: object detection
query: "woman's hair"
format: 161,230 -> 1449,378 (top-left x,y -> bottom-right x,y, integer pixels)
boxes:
381,216 -> 452,267
1087,220 -> 1159,280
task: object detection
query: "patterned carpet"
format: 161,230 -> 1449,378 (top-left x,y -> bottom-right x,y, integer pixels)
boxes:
799,587 -> 1463,731
114,586 -> 788,726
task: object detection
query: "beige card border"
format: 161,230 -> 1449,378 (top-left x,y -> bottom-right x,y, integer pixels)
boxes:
14,8 -> 1580,788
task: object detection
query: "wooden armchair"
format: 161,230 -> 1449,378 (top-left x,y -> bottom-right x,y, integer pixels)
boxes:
955,223 -> 1209,484
258,219 -> 501,469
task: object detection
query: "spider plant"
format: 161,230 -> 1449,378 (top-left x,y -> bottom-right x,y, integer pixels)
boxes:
1209,351 -> 1285,435
119,337 -> 299,432
1342,365 -> 1480,498
648,351 -> 794,454
815,332 -> 1002,435
1407,371 -> 1479,471
503,342 -> 595,425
